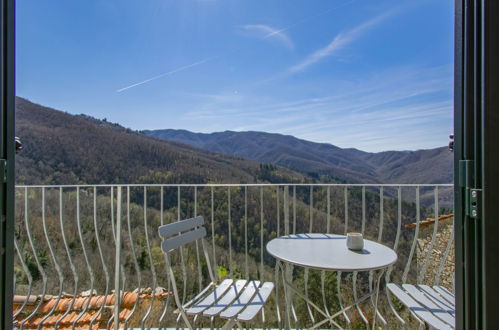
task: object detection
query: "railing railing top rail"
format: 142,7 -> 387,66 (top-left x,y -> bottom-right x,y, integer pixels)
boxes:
15,183 -> 453,188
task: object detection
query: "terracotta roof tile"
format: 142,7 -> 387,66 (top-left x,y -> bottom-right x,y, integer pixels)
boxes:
13,290 -> 169,329
405,213 -> 454,228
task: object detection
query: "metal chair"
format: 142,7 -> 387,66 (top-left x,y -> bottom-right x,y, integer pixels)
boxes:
158,216 -> 274,330
387,283 -> 455,330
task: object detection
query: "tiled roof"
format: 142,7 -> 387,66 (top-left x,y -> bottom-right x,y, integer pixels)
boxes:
405,213 -> 454,229
13,290 -> 169,330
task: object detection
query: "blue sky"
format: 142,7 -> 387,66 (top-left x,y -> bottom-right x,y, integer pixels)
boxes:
16,0 -> 453,152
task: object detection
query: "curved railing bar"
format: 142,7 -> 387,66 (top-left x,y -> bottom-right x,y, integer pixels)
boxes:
105,187 -> 115,330
122,186 -> 143,329
194,187 -> 203,292
89,187 -> 111,330
110,187 -> 115,242
352,271 -> 369,328
361,186 -> 366,234
228,187 -> 233,277
369,186 -> 387,328
118,193 -> 127,330
327,186 -> 331,233
177,186 -> 188,305
302,268 -> 315,325
385,186 -> 406,325
260,187 -> 264,281
321,187 -> 333,326
54,187 -> 79,329
344,186 -> 349,234
106,187 -> 127,330
260,187 -> 266,325
72,187 -> 97,329
244,186 -> 249,279
309,186 -> 314,232
418,187 -> 439,283
284,186 -> 299,327
335,271 -> 351,328
158,186 -> 172,329
276,186 -> 280,238
12,237 -> 33,319
336,186 -> 351,328
293,185 -> 297,235
402,186 -> 421,283
37,188 -> 65,329
320,270 -> 332,327
274,186 -> 282,328
211,187 -> 218,282
107,187 -> 123,330
140,186 -> 159,329
378,186 -> 384,242
434,216 -> 455,286
274,261 -> 283,328
19,187 -> 48,330
13,188 -> 33,320
303,186 -> 315,325
353,186 -> 369,328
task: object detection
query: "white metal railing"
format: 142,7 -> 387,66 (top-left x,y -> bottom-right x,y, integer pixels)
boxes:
12,183 -> 453,329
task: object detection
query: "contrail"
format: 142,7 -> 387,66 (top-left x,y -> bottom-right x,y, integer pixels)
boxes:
116,0 -> 355,93
116,56 -> 217,93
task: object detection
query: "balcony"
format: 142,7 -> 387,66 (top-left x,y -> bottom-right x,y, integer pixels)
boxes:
12,183 -> 453,329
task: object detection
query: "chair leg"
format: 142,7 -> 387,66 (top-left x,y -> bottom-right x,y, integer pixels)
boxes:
221,318 -> 237,330
178,308 -> 194,330
175,313 -> 182,330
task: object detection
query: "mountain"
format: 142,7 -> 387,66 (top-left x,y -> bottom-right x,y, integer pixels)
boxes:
143,129 -> 453,185
14,98 -> 304,185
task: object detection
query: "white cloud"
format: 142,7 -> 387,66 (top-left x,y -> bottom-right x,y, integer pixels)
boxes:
289,10 -> 394,73
239,24 -> 294,50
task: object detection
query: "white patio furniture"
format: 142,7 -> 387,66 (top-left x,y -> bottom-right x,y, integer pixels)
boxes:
158,216 -> 274,330
387,283 -> 455,330
266,233 -> 397,330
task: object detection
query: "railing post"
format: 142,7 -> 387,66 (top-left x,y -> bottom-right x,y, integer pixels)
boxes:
114,186 -> 122,330
284,186 -> 289,236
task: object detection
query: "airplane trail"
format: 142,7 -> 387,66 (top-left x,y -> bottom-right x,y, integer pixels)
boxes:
116,0 -> 355,93
116,56 -> 217,93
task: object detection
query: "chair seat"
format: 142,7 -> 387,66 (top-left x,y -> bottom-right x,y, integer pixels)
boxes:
186,279 -> 274,322
387,283 -> 455,330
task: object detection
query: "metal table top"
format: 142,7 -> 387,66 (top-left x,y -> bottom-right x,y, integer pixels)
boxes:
266,233 -> 397,272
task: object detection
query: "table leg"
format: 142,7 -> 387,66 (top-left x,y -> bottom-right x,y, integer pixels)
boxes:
277,262 -> 355,329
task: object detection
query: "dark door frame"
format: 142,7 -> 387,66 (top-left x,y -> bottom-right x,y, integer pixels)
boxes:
454,0 -> 499,329
0,0 -> 15,329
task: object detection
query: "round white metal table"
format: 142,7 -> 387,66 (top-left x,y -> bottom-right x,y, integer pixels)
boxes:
266,233 -> 397,329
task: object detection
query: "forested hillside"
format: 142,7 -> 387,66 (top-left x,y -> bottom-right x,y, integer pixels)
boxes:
15,97 -> 305,185
144,129 -> 453,185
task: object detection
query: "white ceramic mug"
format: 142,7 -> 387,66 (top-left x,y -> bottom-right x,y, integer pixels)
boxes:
347,232 -> 364,250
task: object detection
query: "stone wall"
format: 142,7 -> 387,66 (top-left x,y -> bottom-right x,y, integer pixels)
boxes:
416,217 -> 455,291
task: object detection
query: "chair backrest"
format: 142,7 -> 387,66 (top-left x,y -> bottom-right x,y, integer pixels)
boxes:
158,216 -> 216,313
158,216 -> 207,253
